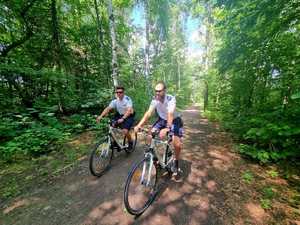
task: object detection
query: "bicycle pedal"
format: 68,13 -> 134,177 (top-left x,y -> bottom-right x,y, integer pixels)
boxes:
121,145 -> 128,150
172,168 -> 183,176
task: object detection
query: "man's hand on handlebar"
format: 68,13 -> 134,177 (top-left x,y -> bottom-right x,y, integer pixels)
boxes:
96,115 -> 102,123
117,118 -> 124,124
134,125 -> 142,133
159,128 -> 170,139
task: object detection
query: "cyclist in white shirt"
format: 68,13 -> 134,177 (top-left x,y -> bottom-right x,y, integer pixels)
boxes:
134,81 -> 183,175
97,86 -> 135,149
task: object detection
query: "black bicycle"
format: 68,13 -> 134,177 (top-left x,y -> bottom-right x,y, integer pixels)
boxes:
123,129 -> 175,215
89,120 -> 137,177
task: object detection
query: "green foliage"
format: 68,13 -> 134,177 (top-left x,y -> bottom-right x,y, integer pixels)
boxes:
267,170 -> 279,178
2,178 -> 20,198
0,0 -> 119,164
238,144 -> 293,163
260,186 -> 275,209
67,113 -> 98,133
291,92 -> 300,100
0,117 -> 22,141
262,187 -> 275,199
204,0 -> 300,163
203,110 -> 221,122
235,114 -> 300,163
260,198 -> 272,209
242,170 -> 254,184
0,110 -> 110,162
0,122 -> 68,161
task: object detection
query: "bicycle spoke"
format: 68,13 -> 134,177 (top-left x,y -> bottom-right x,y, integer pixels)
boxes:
124,158 -> 157,215
89,140 -> 112,177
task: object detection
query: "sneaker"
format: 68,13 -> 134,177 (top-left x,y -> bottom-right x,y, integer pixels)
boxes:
171,160 -> 179,175
128,141 -> 133,150
111,141 -> 121,152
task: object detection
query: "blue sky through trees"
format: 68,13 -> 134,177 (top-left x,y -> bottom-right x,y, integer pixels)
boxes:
130,5 -> 203,61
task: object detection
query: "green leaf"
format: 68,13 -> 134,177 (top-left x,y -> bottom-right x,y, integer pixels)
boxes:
291,92 -> 300,100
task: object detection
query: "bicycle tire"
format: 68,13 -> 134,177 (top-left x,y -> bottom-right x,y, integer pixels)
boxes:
123,130 -> 137,154
124,156 -> 158,215
89,137 -> 113,177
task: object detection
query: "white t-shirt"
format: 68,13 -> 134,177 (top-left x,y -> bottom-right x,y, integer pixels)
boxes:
109,95 -> 133,115
149,94 -> 177,120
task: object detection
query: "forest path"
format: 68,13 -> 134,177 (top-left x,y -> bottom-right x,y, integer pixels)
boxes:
1,106 -> 297,225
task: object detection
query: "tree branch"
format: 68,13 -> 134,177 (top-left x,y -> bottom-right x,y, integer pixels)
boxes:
0,0 -> 37,57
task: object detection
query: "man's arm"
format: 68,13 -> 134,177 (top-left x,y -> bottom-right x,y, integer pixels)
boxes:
122,107 -> 133,119
117,107 -> 133,124
96,106 -> 113,123
122,97 -> 134,119
166,112 -> 174,129
136,107 -> 154,128
166,96 -> 176,129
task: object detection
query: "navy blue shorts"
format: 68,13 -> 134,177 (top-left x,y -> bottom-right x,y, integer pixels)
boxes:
112,113 -> 135,130
152,117 -> 183,137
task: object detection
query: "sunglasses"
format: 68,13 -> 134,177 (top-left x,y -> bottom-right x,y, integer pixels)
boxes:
155,89 -> 164,93
115,91 -> 124,94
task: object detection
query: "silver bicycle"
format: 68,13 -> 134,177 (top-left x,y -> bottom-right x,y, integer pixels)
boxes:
89,120 -> 137,177
123,129 -> 175,215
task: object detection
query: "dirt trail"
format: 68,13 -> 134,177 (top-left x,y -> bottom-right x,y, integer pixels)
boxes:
0,106 -> 289,225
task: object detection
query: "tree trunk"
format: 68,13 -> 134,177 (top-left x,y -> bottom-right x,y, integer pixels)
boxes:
144,0 -> 151,97
203,1 -> 212,71
107,0 -> 119,87
202,1 -> 212,110
94,0 -> 104,47
177,56 -> 181,90
203,81 -> 209,111
51,0 -> 64,113
51,0 -> 61,64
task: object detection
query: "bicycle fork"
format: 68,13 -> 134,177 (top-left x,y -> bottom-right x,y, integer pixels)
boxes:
141,152 -> 154,187
100,137 -> 111,158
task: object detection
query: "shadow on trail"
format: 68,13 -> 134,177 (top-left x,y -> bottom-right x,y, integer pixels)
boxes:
153,159 -> 192,202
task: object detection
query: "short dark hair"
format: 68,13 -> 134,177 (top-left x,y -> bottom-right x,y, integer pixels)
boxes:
115,86 -> 125,91
156,81 -> 166,89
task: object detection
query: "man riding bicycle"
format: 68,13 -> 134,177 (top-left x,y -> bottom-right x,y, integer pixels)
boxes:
97,86 -> 135,150
134,81 -> 183,175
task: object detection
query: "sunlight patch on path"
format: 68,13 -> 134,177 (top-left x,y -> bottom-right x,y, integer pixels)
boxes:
184,109 -> 199,112
3,197 -> 41,214
245,202 -> 268,224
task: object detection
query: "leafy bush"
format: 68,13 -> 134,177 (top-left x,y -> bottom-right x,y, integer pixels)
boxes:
203,110 -> 222,122
0,117 -> 22,141
211,106 -> 300,163
67,113 -> 98,133
242,170 -> 254,184
0,122 -> 68,162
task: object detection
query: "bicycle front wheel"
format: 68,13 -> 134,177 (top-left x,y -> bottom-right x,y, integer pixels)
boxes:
89,137 -> 113,177
124,156 -> 158,215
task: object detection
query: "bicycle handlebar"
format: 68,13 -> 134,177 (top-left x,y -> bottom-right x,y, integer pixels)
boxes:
136,127 -> 172,140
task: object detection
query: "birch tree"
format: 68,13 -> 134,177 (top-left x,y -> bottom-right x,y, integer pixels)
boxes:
107,0 -> 119,87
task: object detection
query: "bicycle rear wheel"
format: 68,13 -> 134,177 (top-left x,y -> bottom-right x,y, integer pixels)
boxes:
124,156 -> 158,215
89,137 -> 113,177
123,130 -> 137,154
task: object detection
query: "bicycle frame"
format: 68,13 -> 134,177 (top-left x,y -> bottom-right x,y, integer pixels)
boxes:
108,124 -> 129,150
141,132 -> 173,186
